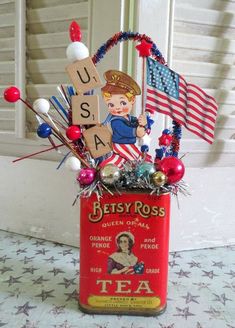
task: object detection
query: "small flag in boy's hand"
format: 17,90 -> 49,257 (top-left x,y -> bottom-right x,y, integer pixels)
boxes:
146,57 -> 218,144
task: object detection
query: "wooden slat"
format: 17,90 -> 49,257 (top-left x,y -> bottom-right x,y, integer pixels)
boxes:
174,20 -> 235,38
0,37 -> 14,52
205,89 -> 235,104
0,117 -> 14,131
0,109 -> 15,119
0,1 -> 14,14
175,6 -> 235,28
0,60 -> 14,73
173,60 -> 235,80
173,47 -> 235,65
28,3 -> 88,24
27,19 -> 88,35
28,48 -> 68,60
182,77 -> 235,89
28,73 -> 69,84
27,31 -> 88,50
28,0 -> 85,9
176,0 -> 235,11
0,13 -> 14,28
174,32 -> 235,54
0,0 -> 15,4
27,58 -> 67,73
27,84 -> 59,97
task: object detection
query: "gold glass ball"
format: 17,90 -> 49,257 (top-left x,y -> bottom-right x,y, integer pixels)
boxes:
151,171 -> 168,187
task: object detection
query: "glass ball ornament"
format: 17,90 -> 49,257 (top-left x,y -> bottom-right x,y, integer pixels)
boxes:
77,168 -> 96,186
37,123 -> 52,138
66,42 -> 89,62
65,156 -> 81,172
99,164 -> 120,185
141,145 -> 149,153
135,162 -> 155,178
4,86 -> 20,102
158,157 -> 185,184
33,98 -> 50,114
151,171 -> 168,187
66,125 -> 81,141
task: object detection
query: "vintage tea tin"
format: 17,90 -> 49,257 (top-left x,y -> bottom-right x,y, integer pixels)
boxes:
79,191 -> 170,316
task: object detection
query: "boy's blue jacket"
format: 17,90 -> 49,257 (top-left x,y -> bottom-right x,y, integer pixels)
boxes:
110,115 -> 138,144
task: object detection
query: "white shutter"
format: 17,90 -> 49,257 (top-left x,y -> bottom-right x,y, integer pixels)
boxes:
173,0 -> 235,166
0,0 -> 15,136
26,0 -> 89,133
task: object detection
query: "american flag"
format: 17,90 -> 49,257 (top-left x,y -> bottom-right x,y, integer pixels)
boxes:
146,57 -> 218,144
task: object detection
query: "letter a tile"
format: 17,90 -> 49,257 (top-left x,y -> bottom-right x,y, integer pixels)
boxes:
66,57 -> 102,94
83,125 -> 112,158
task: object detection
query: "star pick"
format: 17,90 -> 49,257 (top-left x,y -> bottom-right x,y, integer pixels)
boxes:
136,39 -> 152,57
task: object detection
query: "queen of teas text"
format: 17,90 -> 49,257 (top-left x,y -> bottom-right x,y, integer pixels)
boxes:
88,201 -> 166,223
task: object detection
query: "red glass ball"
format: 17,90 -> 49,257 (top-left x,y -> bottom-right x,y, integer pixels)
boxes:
158,157 -> 185,184
77,168 -> 96,186
66,126 -> 81,141
4,86 -> 20,103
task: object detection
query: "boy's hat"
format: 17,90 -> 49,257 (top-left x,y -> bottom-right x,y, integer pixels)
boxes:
101,70 -> 141,96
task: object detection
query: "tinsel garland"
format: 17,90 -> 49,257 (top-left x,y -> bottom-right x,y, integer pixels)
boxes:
92,31 -> 165,65
170,120 -> 182,157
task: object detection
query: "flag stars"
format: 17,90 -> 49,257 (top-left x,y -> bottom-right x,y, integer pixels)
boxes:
4,275 -> 22,286
35,248 -> 50,255
16,248 -> 27,255
174,269 -> 191,278
32,276 -> 49,285
212,261 -> 225,269
212,293 -> 232,305
173,306 -> 195,319
204,306 -> 223,319
49,305 -> 66,316
58,278 -> 76,289
44,256 -> 59,264
169,260 -> 179,268
15,302 -> 36,316
0,255 -> 11,263
35,289 -> 55,302
0,266 -> 13,274
193,282 -> 211,290
48,268 -> 65,276
181,292 -> 200,304
202,270 -> 218,279
188,261 -> 201,268
225,270 -> 235,278
223,281 -> 235,292
22,267 -> 39,274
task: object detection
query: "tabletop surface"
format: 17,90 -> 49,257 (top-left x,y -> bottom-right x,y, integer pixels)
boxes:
0,229 -> 234,328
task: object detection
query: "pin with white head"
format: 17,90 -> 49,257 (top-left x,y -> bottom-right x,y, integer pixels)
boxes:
66,21 -> 89,62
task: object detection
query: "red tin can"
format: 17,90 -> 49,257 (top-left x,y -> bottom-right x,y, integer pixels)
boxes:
79,191 -> 170,316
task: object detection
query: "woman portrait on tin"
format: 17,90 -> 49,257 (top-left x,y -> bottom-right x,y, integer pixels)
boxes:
108,231 -> 143,274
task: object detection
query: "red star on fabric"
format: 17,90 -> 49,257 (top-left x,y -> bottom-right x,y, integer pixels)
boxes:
135,40 -> 152,57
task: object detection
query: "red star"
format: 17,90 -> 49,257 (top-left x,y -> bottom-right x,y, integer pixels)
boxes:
135,40 -> 152,57
158,134 -> 173,146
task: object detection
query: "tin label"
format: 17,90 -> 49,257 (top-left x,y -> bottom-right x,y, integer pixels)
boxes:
79,192 -> 170,313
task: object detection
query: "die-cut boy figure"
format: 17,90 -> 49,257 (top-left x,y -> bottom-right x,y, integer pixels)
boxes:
100,70 -> 152,167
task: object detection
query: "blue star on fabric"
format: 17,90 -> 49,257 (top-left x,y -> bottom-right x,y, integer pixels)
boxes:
147,57 -> 179,99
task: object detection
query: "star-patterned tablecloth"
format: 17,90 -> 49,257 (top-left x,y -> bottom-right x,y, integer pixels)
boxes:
0,229 -> 234,328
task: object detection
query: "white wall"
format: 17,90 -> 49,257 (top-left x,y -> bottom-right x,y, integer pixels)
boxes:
1,156 -> 234,251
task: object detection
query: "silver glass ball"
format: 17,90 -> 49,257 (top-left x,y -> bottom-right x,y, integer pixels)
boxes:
100,164 -> 121,185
